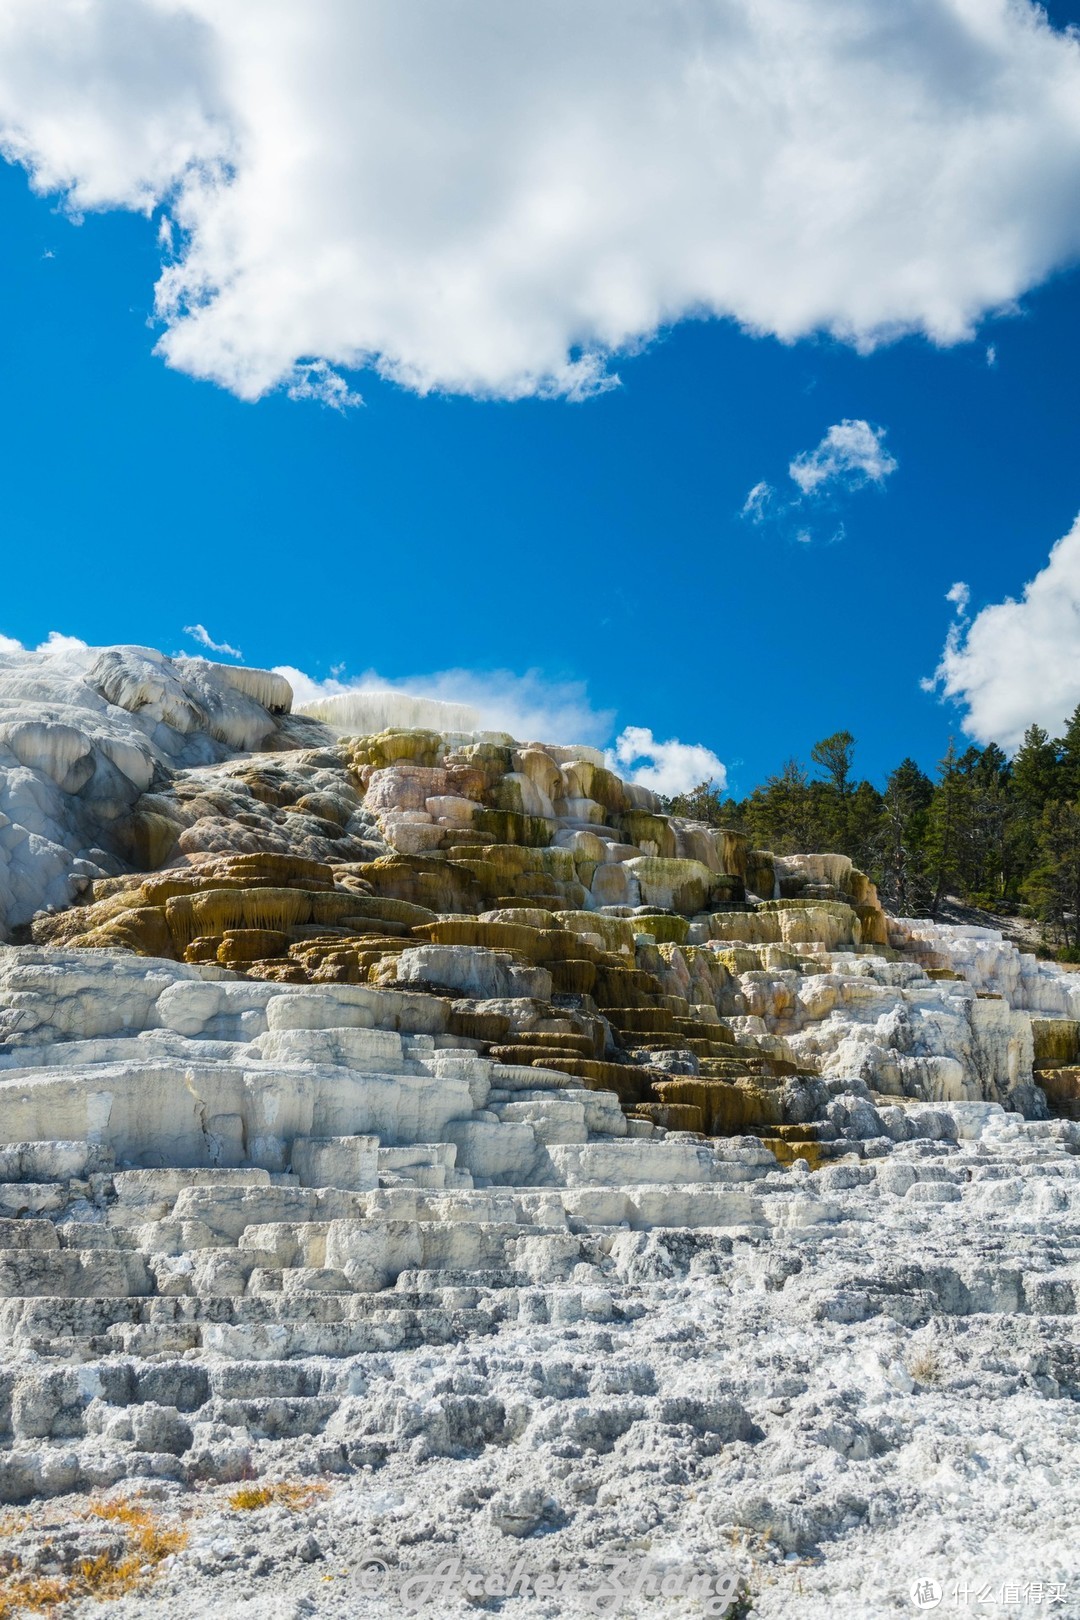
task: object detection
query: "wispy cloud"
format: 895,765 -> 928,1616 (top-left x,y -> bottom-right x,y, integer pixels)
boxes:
284,361 -> 362,412
741,481 -> 775,523
184,624 -> 243,659
277,662 -> 616,748
742,418 -> 897,543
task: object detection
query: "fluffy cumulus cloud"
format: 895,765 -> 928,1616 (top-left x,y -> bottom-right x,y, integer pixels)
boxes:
0,630 -> 89,659
928,516 -> 1080,751
788,421 -> 898,497
609,726 -> 727,798
2,1 -> 1080,401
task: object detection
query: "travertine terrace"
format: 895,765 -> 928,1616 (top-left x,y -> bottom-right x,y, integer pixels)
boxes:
0,644 -> 1077,1617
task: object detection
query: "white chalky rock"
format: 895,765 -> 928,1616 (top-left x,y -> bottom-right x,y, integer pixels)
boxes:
0,643 -> 300,938
290,1136 -> 380,1191
896,917 -> 1080,1017
1,644 -> 1079,1607
392,945 -> 553,1001
728,945 -> 1042,1107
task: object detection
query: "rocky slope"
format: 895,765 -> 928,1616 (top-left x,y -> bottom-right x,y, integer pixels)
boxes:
0,646 -> 1077,1618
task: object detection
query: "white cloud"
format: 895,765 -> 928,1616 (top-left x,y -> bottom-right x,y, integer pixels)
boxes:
788,420 -> 898,497
280,661 -> 726,794
2,2 -> 1080,401
741,481 -> 775,525
276,663 -> 615,749
284,361 -> 362,412
608,726 -> 727,798
183,623 -> 243,659
743,418 -> 896,541
0,630 -> 89,658
37,631 -> 89,657
945,580 -> 970,613
927,515 -> 1080,751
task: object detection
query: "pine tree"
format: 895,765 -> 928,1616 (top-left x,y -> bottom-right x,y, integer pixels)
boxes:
1025,802 -> 1080,953
925,741 -> 966,913
1012,724 -> 1059,808
663,781 -> 729,827
878,759 -> 934,914
742,759 -> 820,853
810,731 -> 856,797
1055,703 -> 1080,803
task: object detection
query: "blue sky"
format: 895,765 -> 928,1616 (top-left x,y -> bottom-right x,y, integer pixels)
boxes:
3,1 -> 1080,797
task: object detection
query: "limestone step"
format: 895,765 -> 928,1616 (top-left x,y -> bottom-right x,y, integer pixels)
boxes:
170,1183 -> 362,1239
198,1305 -> 500,1359
0,1249 -> 152,1299
0,1288 -> 502,1341
108,1166 -> 279,1225
56,1222 -> 138,1250
0,1218 -> 59,1251
0,1183 -> 67,1217
0,1141 -> 114,1182
1,1307 -> 503,1363
491,1097 -> 589,1144
542,1138 -> 770,1189
208,1359 -> 328,1399
377,1141 -> 461,1190
322,1215 -> 550,1286
205,1394 -> 340,1437
394,1267 -> 528,1292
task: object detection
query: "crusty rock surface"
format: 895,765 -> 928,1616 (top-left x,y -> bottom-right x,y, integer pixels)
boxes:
0,648 -> 1078,1618
0,1108 -> 1076,1617
0,643 -> 323,937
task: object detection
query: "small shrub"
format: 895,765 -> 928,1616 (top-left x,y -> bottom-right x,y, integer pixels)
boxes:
908,1348 -> 942,1385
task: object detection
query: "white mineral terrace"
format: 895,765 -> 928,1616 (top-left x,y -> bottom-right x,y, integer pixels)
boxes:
0,647 -> 1076,1617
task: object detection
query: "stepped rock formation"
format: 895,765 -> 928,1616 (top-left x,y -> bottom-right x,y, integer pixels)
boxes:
0,647 -> 1076,1617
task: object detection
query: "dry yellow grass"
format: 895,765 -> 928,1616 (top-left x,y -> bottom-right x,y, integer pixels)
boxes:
0,1495 -> 188,1618
227,1481 -> 330,1513
87,1499 -> 188,1565
0,1571 -> 71,1620
909,1348 -> 942,1385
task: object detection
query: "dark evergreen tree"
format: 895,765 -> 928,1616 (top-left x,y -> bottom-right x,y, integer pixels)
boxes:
662,781 -> 730,827
810,730 -> 856,797
1012,724 -> 1059,808
1025,802 -> 1080,954
877,759 -> 934,914
925,741 -> 966,913
1055,703 -> 1080,803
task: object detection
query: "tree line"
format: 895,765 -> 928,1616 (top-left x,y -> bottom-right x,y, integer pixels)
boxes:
661,711 -> 1080,957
